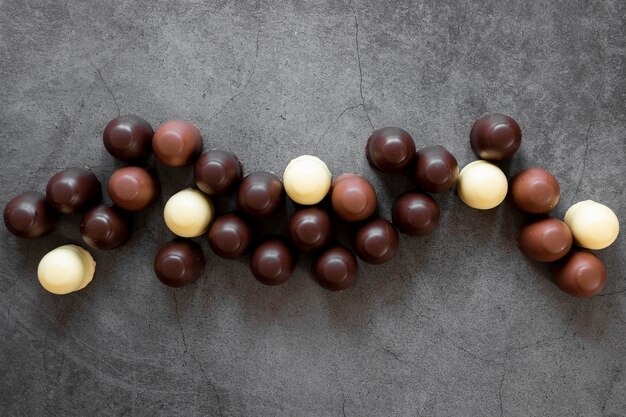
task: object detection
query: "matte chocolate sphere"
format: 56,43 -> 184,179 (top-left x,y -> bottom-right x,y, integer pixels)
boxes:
510,167 -> 560,214
108,167 -> 159,211
519,218 -> 572,262
103,115 -> 154,161
392,192 -> 440,236
80,204 -> 131,250
250,239 -> 296,286
288,207 -> 332,252
551,250 -> 606,298
153,120 -> 203,167
470,113 -> 521,160
154,239 -> 205,287
4,191 -> 59,238
46,168 -> 102,214
194,150 -> 243,195
237,171 -> 284,218
414,146 -> 459,193
366,126 -> 416,173
330,173 -> 377,222
312,246 -> 358,291
208,213 -> 252,259
353,219 -> 399,264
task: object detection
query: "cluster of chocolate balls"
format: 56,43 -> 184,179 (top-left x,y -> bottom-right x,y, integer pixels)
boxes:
3,113 -> 619,297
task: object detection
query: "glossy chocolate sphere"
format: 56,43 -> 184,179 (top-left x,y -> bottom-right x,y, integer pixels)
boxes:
250,238 -> 296,286
103,115 -> 154,161
194,150 -> 243,195
330,173 -> 377,222
312,246 -> 358,291
80,204 -> 131,250
46,168 -> 102,214
366,126 -> 416,173
470,113 -> 521,160
392,192 -> 440,236
4,191 -> 59,238
551,250 -> 606,298
208,213 -> 252,259
519,218 -> 572,262
108,167 -> 159,211
154,239 -> 205,287
414,146 -> 459,193
353,219 -> 399,264
153,120 -> 203,167
510,167 -> 560,214
237,171 -> 284,218
288,207 -> 332,252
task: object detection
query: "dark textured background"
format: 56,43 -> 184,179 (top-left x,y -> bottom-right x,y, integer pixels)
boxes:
1,0 -> 625,416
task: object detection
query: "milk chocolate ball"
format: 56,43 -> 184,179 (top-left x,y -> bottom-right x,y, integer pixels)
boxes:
414,146 -> 459,193
551,250 -> 606,298
330,173 -> 377,222
250,238 -> 296,286
237,172 -> 284,218
353,219 -> 399,265
510,167 -> 560,214
312,246 -> 358,291
194,150 -> 243,195
46,168 -> 102,214
208,214 -> 252,259
519,218 -> 572,262
470,113 -> 521,160
392,192 -> 440,236
154,239 -> 205,287
366,127 -> 416,173
4,191 -> 59,238
108,167 -> 159,211
288,207 -> 332,252
103,115 -> 154,161
80,204 -> 132,250
153,120 -> 203,167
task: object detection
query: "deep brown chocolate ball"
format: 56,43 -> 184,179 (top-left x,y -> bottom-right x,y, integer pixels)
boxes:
551,250 -> 606,298
312,246 -> 358,291
46,168 -> 102,214
80,204 -> 132,250
353,219 -> 399,265
237,171 -> 284,218
330,173 -> 377,222
154,239 -> 205,287
250,238 -> 296,286
470,113 -> 522,160
153,120 -> 203,167
208,213 -> 252,259
510,167 -> 560,214
194,150 -> 243,195
107,167 -> 159,211
103,115 -> 154,161
366,127 -> 416,173
392,192 -> 440,236
519,218 -> 572,262
414,146 -> 459,193
4,191 -> 59,238
288,207 -> 332,252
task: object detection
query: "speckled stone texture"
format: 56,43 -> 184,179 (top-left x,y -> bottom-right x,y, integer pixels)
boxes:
1,1 -> 625,416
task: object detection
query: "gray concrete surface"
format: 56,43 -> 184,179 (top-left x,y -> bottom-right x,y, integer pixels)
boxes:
1,0 -> 625,416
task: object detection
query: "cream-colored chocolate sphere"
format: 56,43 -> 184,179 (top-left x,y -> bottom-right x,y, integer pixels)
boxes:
456,160 -> 508,210
164,188 -> 214,238
564,200 -> 619,250
37,244 -> 96,295
283,155 -> 332,205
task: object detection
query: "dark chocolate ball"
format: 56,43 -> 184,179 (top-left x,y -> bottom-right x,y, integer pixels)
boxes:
194,150 -> 243,195
102,115 -> 154,161
392,192 -> 440,236
353,219 -> 399,265
45,168 -> 102,214
414,146 -> 459,193
510,167 -> 560,214
551,250 -> 606,298
3,191 -> 59,238
312,246 -> 358,291
250,238 -> 296,286
208,213 -> 252,259
154,239 -> 205,287
80,204 -> 132,250
330,173 -> 377,222
237,171 -> 284,218
366,126 -> 416,173
107,167 -> 159,211
519,218 -> 572,262
288,207 -> 332,252
470,113 -> 521,160
153,120 -> 203,167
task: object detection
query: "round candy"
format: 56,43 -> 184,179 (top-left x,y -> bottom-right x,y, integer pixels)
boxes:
152,120 -> 203,167
194,150 -> 243,195
288,207 -> 332,252
3,191 -> 59,238
208,213 -> 252,259
80,204 -> 132,250
470,113 -> 522,160
456,160 -> 508,210
510,167 -> 560,214
366,127 -> 416,173
312,246 -> 358,291
237,171 -> 285,218
164,188 -> 214,238
283,155 -> 332,205
391,192 -> 440,236
102,115 -> 154,161
551,250 -> 606,298
37,244 -> 95,295
330,173 -> 377,222
154,239 -> 205,287
108,166 -> 159,211
414,146 -> 459,193
564,200 -> 619,250
250,239 -> 296,286
46,168 -> 101,214
353,219 -> 399,265
519,218 -> 572,262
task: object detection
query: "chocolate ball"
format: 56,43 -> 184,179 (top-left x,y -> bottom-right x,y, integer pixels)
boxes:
519,218 -> 572,262
208,213 -> 252,259
470,113 -> 521,160
353,219 -> 399,264
102,115 -> 153,161
237,171 -> 284,218
510,167 -> 560,214
366,126 -> 416,173
154,239 -> 205,287
312,246 -> 358,291
288,207 -> 332,252
250,238 -> 296,286
46,168 -> 102,214
153,120 -> 203,167
4,191 -> 59,238
392,192 -> 440,236
551,250 -> 606,298
330,173 -> 377,222
414,146 -> 459,193
108,166 -> 159,211
194,150 -> 243,195
80,204 -> 131,250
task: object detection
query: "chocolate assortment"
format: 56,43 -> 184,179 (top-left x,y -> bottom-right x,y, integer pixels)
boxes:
414,145 -> 459,193
250,238 -> 296,286
80,204 -> 132,250
103,115 -> 154,162
208,213 -> 252,259
4,191 -> 59,238
46,168 -> 102,214
154,239 -> 206,287
470,113 -> 521,160
108,166 -> 159,211
366,126 -> 416,173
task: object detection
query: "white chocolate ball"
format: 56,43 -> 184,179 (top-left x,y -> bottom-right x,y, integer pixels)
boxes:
564,200 -> 619,250
164,188 -> 214,238
37,244 -> 96,295
456,160 -> 508,210
283,155 -> 332,205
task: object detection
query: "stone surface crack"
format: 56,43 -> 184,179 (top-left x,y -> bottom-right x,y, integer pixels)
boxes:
88,58 -> 120,117
316,104 -> 361,146
350,1 -> 373,130
596,288 -> 626,297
